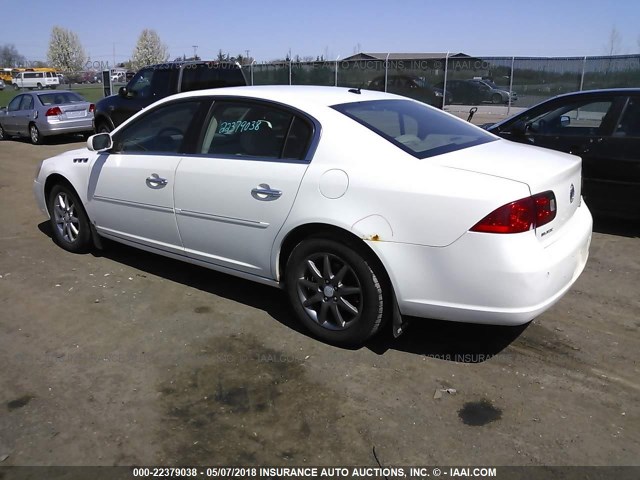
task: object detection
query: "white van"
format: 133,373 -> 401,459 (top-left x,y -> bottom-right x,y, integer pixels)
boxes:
12,71 -> 60,90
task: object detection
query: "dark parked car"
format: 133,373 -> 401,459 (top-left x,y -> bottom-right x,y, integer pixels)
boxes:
94,61 -> 247,133
436,79 -> 516,105
486,89 -> 640,219
367,75 -> 451,108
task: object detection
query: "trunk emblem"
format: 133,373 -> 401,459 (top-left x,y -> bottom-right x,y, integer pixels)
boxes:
569,184 -> 575,204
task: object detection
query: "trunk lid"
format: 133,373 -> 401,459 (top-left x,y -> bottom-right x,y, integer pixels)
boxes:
434,139 -> 583,241
59,103 -> 91,119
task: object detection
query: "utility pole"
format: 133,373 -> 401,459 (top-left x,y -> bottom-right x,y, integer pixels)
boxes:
192,45 -> 198,60
245,50 -> 250,65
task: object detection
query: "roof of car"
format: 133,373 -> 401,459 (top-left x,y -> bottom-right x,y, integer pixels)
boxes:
168,85 -> 403,109
552,88 -> 640,98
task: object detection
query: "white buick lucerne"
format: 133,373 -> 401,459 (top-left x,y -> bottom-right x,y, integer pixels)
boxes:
33,86 -> 592,345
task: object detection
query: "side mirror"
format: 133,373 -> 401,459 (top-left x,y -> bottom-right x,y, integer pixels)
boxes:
118,86 -> 129,97
87,133 -> 112,152
560,115 -> 570,127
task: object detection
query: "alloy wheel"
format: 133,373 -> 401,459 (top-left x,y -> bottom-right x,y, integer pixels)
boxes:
53,192 -> 80,243
30,125 -> 39,144
295,252 -> 363,330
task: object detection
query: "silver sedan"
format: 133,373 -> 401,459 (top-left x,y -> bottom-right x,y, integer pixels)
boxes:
0,90 -> 94,144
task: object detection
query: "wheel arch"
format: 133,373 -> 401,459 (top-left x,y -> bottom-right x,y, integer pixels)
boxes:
44,173 -> 101,249
277,222 -> 394,295
44,174 -> 78,209
93,112 -> 114,132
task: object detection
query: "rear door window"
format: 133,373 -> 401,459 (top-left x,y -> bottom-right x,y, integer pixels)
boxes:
20,95 -> 33,110
199,100 -> 313,160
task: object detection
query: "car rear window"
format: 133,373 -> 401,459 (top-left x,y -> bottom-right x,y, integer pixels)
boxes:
37,92 -> 85,105
332,99 -> 495,159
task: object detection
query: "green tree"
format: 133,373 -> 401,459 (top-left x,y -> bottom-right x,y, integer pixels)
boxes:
131,29 -> 169,70
47,27 -> 86,73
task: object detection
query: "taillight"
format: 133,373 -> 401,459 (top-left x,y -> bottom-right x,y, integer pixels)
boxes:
471,191 -> 556,234
45,106 -> 62,116
89,103 -> 95,113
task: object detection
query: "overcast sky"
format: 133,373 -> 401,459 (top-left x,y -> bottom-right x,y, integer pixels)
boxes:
3,0 -> 639,64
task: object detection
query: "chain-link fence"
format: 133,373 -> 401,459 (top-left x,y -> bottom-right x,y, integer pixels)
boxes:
248,54 -> 640,113
5,54 -> 636,116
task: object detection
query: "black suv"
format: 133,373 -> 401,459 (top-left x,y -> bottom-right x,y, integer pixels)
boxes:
94,61 -> 247,133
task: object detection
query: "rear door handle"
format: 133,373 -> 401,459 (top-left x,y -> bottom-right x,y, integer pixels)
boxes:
251,183 -> 282,201
146,173 -> 168,187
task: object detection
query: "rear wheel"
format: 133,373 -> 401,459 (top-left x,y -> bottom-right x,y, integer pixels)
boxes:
47,184 -> 92,253
285,237 -> 386,346
29,123 -> 43,145
0,123 -> 5,140
36,83 -> 43,90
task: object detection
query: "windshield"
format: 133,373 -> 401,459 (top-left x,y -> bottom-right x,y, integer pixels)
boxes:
332,99 -> 495,159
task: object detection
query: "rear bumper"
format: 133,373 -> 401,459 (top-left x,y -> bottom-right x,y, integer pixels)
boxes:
38,118 -> 93,136
368,201 -> 592,325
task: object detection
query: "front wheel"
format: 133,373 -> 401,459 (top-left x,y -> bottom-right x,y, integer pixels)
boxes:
96,121 -> 112,134
47,184 -> 92,253
492,93 -> 503,104
285,237 -> 386,346
0,123 -> 6,140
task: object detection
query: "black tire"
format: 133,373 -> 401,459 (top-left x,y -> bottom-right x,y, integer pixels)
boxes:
0,123 -> 6,141
47,184 -> 92,253
13,84 -> 19,90
29,123 -> 43,145
96,121 -> 112,134
285,237 -> 386,346
36,83 -> 43,90
492,93 -> 503,104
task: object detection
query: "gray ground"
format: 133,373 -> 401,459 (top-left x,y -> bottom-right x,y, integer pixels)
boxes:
0,128 -> 638,468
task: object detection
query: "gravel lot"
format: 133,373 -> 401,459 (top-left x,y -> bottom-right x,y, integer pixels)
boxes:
0,133 -> 638,468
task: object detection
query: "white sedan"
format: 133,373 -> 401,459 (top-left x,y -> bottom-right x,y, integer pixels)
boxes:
33,86 -> 592,345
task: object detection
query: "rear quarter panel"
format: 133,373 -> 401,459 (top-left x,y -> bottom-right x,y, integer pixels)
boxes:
279,108 -> 530,248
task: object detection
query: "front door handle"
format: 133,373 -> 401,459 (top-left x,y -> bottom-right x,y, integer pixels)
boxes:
251,183 -> 282,201
146,173 -> 168,188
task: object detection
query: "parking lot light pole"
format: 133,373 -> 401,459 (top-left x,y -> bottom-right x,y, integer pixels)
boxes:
442,51 -> 450,109
508,56 -> 515,116
384,52 -> 390,92
335,55 -> 340,87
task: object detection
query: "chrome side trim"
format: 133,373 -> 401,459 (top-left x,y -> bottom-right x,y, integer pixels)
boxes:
176,208 -> 269,229
92,196 -> 174,213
